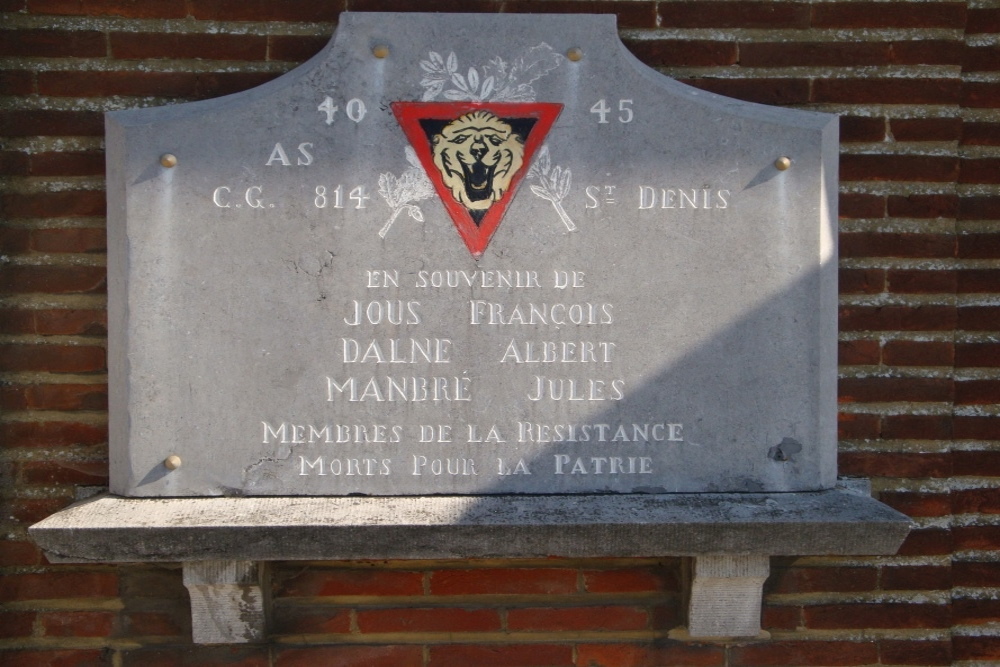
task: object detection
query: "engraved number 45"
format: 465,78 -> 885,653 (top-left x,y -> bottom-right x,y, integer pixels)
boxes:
591,98 -> 634,124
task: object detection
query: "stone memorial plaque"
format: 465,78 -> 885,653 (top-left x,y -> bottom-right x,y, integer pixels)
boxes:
107,13 -> 838,497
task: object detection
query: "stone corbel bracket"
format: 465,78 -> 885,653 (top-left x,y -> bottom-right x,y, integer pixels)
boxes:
31,484 -> 910,644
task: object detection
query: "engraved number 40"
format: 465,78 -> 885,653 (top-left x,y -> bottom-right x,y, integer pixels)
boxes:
318,96 -> 367,125
591,98 -> 634,124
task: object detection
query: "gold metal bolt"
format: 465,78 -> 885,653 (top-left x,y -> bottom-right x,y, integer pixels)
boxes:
164,454 -> 182,470
774,156 -> 792,171
373,45 -> 389,59
160,153 -> 177,168
566,47 -> 583,62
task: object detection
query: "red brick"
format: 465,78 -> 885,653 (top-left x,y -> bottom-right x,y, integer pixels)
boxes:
954,487 -> 1000,514
0,343 -> 106,372
0,572 -> 118,601
964,81 -> 1000,108
883,415 -> 952,440
0,151 -> 30,176
274,568 -> 423,597
27,0 -> 187,18
27,228 -> 107,253
839,193 -> 885,218
879,639 -> 952,666
430,568 -> 577,595
898,528 -> 952,556
955,635 -> 1000,660
805,602 -> 948,629
19,460 -> 108,485
881,565 -> 950,590
121,646 -> 270,667
0,308 -> 107,335
730,640 -> 878,666
508,605 -> 648,631
768,566 -> 877,594
659,1 -> 810,28
110,32 -> 268,60
761,605 -> 799,630
838,339 -> 879,365
358,607 -> 501,633
1,421 -> 108,447
888,194 -> 959,219
962,558 -> 998,591
839,268 -> 884,294
840,232 -> 953,258
837,413 -> 879,439
0,539 -> 44,567
268,35 -> 328,62
429,644 -> 573,667
0,70 -> 34,95
891,40 -> 964,66
954,416 -> 1000,440
813,78 -> 960,105
351,0 -> 498,12
1,650 -> 109,667
0,110 -> 104,137
193,71 -> 282,98
887,269 -> 956,293
840,116 -> 886,142
575,643 -> 725,667
966,46 -> 1000,72
6,497 -> 74,523
505,2 -> 657,29
741,42 -> 889,68
0,611 -> 36,638
958,306 -> 1000,331
1,266 -> 107,294
839,305 -> 956,331
1,191 -> 105,218
879,491 -> 950,517
0,29 -> 105,57
1,383 -> 108,411
40,610 -> 116,637
968,7 -> 1000,33
954,451 -> 1000,476
962,158 -> 1000,184
891,118 -> 962,142
584,566 -> 678,593
29,152 -> 104,177
841,154 -> 958,182
123,610 -> 187,637
960,196 -> 1000,221
811,2 -> 966,29
959,233 -> 1000,259
882,341 -> 952,367
957,343 -> 1000,367
270,607 -> 352,635
955,527 -> 1000,551
189,0 -> 343,22
624,39 -> 738,67
838,452 -> 950,477
839,377 -> 951,403
680,77 -> 810,105
963,122 -> 1000,146
39,71 -> 199,98
957,380 -> 1000,405
955,598 -> 1000,624
959,271 -> 1000,293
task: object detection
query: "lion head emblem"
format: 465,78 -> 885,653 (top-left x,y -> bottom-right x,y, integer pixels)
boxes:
431,110 -> 524,217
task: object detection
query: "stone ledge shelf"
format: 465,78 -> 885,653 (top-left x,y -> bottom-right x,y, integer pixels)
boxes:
31,486 -> 910,643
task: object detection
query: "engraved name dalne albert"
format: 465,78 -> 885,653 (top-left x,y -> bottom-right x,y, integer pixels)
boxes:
106,13 -> 838,497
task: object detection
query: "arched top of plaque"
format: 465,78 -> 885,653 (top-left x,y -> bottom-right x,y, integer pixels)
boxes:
107,13 -> 838,497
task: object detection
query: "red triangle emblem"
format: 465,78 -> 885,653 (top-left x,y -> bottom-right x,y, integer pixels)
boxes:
392,102 -> 562,258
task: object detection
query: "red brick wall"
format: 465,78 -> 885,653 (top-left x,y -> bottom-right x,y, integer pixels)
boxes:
1,1 -> 997,665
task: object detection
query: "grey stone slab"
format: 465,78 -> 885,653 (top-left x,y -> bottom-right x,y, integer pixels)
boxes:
30,487 -> 910,563
107,12 -> 838,496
